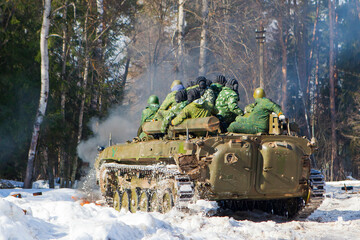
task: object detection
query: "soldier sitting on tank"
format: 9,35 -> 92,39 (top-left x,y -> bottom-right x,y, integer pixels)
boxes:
227,87 -> 284,134
215,78 -> 244,131
138,95 -> 160,139
210,75 -> 227,99
160,89 -> 188,133
195,76 -> 216,106
154,80 -> 185,120
171,88 -> 217,126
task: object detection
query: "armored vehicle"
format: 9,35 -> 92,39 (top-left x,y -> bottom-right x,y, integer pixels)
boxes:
95,114 -> 321,218
310,169 -> 326,197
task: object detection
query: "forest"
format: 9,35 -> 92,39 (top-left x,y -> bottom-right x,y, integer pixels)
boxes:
0,0 -> 359,187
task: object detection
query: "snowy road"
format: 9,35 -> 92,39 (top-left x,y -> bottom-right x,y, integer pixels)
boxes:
1,181 -> 360,240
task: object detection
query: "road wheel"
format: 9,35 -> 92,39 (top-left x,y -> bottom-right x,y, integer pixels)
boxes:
139,190 -> 149,212
149,191 -> 160,212
121,189 -> 130,212
161,189 -> 174,213
130,188 -> 139,213
113,190 -> 121,211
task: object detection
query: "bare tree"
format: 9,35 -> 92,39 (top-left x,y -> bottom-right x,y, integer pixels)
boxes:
177,0 -> 186,79
278,11 -> 288,112
199,0 -> 208,76
71,7 -> 90,185
59,0 -> 69,188
24,0 -> 51,188
329,0 -> 337,181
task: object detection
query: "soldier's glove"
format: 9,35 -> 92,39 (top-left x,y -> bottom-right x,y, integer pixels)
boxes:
279,115 -> 285,120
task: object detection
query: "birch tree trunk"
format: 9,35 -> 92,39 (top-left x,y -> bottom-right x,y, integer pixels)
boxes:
24,0 -> 51,188
329,0 -> 337,181
198,0 -> 208,76
177,0 -> 185,79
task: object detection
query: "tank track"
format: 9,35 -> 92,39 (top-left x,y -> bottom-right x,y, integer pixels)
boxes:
293,195 -> 324,220
217,195 -> 324,220
99,162 -> 195,212
99,162 -> 323,219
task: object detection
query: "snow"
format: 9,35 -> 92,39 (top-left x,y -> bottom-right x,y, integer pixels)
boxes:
1,181 -> 360,240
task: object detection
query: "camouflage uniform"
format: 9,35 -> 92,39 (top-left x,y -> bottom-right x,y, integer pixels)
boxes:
154,91 -> 177,120
140,103 -> 159,125
139,103 -> 160,138
159,91 -> 177,110
244,103 -> 256,114
200,88 -> 216,106
172,100 -> 217,126
215,86 -> 244,124
227,97 -> 282,134
186,84 -> 199,91
210,82 -> 224,99
161,101 -> 188,132
186,85 -> 215,105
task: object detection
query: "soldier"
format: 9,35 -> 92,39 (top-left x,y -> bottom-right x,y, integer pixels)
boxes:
161,89 -> 188,133
171,88 -> 217,126
227,87 -> 283,134
210,75 -> 227,99
215,78 -> 244,130
138,95 -> 160,138
155,80 -> 185,120
196,76 -> 216,106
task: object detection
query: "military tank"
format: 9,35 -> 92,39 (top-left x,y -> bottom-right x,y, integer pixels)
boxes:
94,114 -> 322,218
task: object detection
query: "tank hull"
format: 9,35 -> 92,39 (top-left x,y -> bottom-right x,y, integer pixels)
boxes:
95,132 -> 314,216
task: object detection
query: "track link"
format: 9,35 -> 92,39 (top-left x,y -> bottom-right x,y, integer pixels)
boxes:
99,162 -> 195,212
294,195 -> 324,220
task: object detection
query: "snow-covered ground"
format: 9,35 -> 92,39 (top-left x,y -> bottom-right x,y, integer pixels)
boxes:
1,181 -> 360,240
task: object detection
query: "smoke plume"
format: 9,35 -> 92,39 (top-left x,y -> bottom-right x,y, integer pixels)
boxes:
77,105 -> 139,166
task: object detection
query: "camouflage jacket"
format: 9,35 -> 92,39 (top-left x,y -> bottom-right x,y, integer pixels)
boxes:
200,88 -> 216,106
210,83 -> 223,99
140,103 -> 159,125
244,103 -> 256,114
159,91 -> 177,111
172,100 -> 217,126
235,97 -> 282,132
215,87 -> 244,123
161,100 -> 188,132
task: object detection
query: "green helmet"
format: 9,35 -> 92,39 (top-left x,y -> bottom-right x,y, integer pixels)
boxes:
147,95 -> 159,105
170,80 -> 183,89
253,87 -> 266,99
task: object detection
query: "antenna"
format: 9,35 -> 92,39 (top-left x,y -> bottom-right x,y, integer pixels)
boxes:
186,124 -> 189,142
256,22 -> 266,88
109,133 -> 112,146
